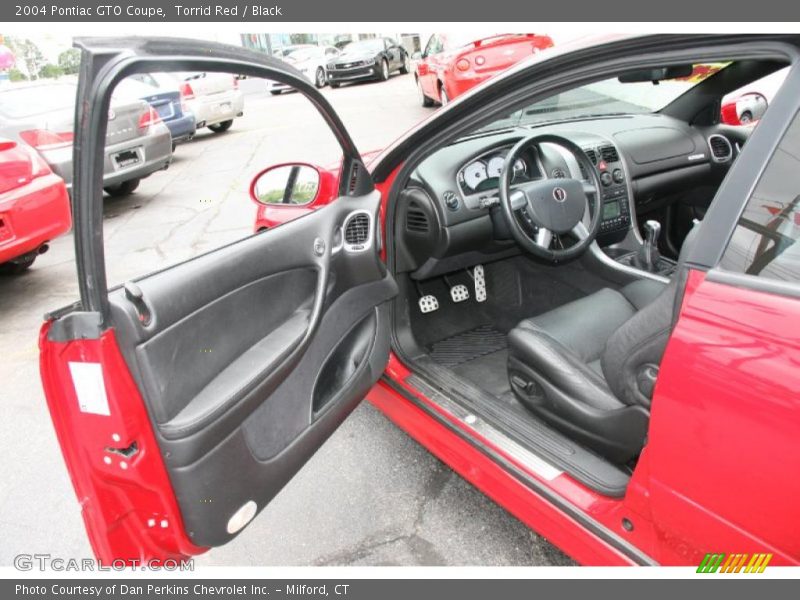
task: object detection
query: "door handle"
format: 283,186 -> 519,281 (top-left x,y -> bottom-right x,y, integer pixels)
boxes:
124,281 -> 152,326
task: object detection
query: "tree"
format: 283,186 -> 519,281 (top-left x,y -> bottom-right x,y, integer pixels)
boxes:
5,36 -> 44,80
58,48 -> 81,75
8,68 -> 27,82
39,63 -> 63,79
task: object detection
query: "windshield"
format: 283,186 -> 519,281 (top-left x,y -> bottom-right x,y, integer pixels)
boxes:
343,39 -> 384,54
477,64 -> 728,133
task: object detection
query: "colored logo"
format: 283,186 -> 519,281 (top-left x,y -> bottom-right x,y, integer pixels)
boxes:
697,553 -> 772,573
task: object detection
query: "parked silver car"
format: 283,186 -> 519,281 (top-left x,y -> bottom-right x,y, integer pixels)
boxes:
173,72 -> 245,133
269,45 -> 341,93
0,81 -> 172,197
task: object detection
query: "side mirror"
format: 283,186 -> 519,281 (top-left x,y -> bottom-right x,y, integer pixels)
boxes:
250,164 -> 321,206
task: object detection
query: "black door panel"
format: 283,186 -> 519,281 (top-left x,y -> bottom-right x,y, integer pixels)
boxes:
107,190 -> 396,545
54,37 -> 398,556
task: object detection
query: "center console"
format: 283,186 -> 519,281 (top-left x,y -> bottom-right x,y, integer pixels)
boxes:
587,146 -> 631,244
586,143 -> 676,278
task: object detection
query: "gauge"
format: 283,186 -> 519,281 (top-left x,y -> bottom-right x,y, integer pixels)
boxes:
463,161 -> 488,190
512,159 -> 526,177
486,156 -> 505,178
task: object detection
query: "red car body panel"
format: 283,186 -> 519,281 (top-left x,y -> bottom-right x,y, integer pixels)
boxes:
0,139 -> 71,264
720,98 -> 742,126
39,325 -> 207,564
415,34 -> 554,104
645,270 -> 800,564
367,373 -> 636,566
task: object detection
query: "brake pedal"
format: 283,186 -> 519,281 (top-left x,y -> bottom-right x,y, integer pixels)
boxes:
419,295 -> 439,313
473,265 -> 486,303
450,284 -> 470,303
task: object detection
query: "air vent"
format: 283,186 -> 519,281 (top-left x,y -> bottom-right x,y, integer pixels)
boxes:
708,134 -> 733,162
406,202 -> 430,233
343,211 -> 371,252
599,145 -> 619,163
584,149 -> 597,164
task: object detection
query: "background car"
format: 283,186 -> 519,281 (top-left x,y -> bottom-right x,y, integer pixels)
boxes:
720,66 -> 789,125
174,71 -> 244,133
414,33 -> 554,106
0,137 -> 71,273
0,82 -> 172,197
126,74 -> 197,150
269,45 -> 341,93
326,38 -> 410,88
721,92 -> 768,125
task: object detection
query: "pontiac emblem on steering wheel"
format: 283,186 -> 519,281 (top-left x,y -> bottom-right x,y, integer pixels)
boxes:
553,187 -> 567,203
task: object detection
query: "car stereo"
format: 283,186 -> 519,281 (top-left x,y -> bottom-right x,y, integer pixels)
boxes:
599,188 -> 630,234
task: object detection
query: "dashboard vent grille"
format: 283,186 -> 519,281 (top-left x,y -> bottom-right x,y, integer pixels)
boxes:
708,134 -> 733,162
344,213 -> 370,246
584,149 -> 598,164
600,145 -> 620,163
406,203 -> 430,233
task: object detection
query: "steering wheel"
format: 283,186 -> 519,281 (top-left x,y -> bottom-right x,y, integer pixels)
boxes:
498,134 -> 603,262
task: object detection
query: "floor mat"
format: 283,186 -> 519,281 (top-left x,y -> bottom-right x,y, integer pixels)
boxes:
428,324 -> 507,368
451,349 -> 511,399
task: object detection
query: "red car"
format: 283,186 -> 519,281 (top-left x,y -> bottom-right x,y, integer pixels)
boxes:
0,137 -> 71,274
41,35 -> 800,567
720,92 -> 769,125
414,33 -> 554,107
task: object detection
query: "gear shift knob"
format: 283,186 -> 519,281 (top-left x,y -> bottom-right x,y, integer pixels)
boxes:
643,220 -> 661,269
644,220 -> 661,244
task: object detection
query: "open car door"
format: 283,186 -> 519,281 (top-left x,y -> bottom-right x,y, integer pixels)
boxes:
39,38 -> 397,562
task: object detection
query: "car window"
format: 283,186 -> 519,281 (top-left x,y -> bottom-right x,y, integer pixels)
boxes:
99,69 -> 343,288
719,110 -> 800,282
424,35 -> 442,57
443,33 -> 482,50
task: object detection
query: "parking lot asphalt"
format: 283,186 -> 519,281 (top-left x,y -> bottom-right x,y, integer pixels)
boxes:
0,73 -> 572,566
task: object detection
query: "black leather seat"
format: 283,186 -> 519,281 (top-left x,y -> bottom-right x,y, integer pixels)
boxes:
507,276 -> 680,463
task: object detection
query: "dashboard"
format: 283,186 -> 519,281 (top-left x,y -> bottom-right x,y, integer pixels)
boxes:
396,112 -> 748,278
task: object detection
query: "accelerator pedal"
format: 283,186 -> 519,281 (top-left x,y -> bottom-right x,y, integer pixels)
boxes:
472,265 -> 486,303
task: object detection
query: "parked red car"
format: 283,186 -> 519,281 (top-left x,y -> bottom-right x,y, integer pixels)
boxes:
41,35 -> 800,567
720,91 -> 769,125
414,33 -> 554,107
0,137 -> 71,274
